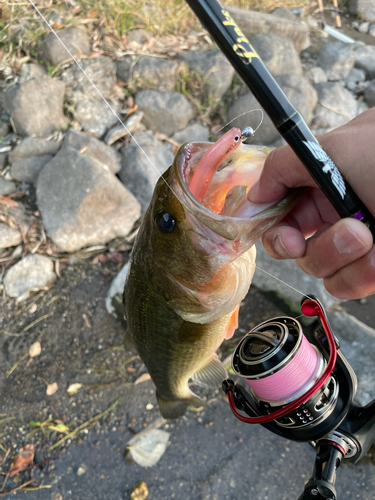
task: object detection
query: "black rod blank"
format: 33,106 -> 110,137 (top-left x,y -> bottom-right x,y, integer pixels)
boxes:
185,0 -> 375,237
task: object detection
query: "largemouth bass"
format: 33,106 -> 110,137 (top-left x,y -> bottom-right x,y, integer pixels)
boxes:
124,128 -> 300,419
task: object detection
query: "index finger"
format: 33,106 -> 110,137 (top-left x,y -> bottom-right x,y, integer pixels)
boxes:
248,144 -> 318,204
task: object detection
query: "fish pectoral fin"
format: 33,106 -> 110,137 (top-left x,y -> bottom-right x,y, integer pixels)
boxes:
124,330 -> 137,353
190,353 -> 228,389
225,305 -> 240,340
156,392 -> 209,419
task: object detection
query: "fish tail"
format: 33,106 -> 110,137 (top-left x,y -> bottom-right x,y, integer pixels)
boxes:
156,391 -> 209,419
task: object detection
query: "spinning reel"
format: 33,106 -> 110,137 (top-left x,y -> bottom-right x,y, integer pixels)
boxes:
223,296 -> 375,500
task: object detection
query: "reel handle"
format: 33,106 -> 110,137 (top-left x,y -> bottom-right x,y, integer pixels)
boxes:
298,442 -> 342,500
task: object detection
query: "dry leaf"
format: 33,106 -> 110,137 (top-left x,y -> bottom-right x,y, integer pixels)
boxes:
87,8 -> 99,18
82,313 -> 92,328
126,429 -> 169,467
29,303 -> 37,314
0,196 -> 19,207
67,383 -> 82,395
29,342 -> 41,358
8,444 -> 35,477
134,373 -> 151,385
46,382 -> 58,396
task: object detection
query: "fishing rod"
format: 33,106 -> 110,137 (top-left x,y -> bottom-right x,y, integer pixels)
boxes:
182,1 -> 375,498
184,0 -> 375,239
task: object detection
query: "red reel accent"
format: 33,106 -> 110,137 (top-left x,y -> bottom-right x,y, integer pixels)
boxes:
227,297 -> 337,424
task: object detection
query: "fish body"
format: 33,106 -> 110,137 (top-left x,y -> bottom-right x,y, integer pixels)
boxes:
124,136 -> 301,418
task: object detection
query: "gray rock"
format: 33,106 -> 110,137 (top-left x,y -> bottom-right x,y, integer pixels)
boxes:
171,121 -> 210,144
328,310 -> 375,404
0,223 -> 22,249
38,27 -> 90,66
4,254 -> 57,300
36,148 -> 141,252
0,178 -> 16,196
132,56 -> 178,92
274,74 -> 318,110
179,50 -> 235,100
228,93 -> 279,145
364,80 -> 375,107
271,6 -> 299,21
227,6 -> 310,52
369,24 -> 375,36
60,129 -> 121,174
312,82 -> 358,129
358,21 -> 370,33
119,130 -> 174,213
0,120 -> 10,138
104,111 -> 144,146
72,95 -> 119,138
345,67 -> 366,92
253,243 -> 339,313
250,33 -> 302,76
4,78 -> 67,138
305,67 -> 327,85
9,137 -> 61,163
135,90 -> 195,136
0,153 -> 7,171
62,56 -> 116,100
316,42 -> 355,81
127,28 -> 153,45
19,63 -> 46,83
10,155 -> 53,184
354,44 -> 375,79
348,0 -> 375,22
117,57 -> 133,83
357,100 -> 369,115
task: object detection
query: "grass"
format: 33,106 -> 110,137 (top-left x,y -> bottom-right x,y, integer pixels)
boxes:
0,0 -> 309,63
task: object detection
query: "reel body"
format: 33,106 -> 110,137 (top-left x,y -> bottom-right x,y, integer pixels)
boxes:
223,296 -> 375,500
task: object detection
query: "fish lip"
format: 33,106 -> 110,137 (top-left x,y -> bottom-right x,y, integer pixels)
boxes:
172,141 -> 300,241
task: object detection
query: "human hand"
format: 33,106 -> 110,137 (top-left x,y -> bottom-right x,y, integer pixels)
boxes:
248,108 -> 375,299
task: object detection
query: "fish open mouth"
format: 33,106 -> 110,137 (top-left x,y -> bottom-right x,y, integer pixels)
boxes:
172,131 -> 301,244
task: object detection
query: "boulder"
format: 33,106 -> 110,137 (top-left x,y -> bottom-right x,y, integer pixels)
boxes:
4,78 -> 67,137
36,148 -> 141,252
354,44 -> 375,79
316,42 -> 355,81
171,121 -> 210,144
179,50 -> 235,100
10,156 -> 53,184
249,33 -> 302,76
135,90 -> 195,136
0,223 -> 22,249
119,131 -> 174,213
4,254 -> 57,300
305,67 -> 327,85
348,0 -> 375,22
9,137 -> 61,162
0,178 -> 16,196
60,129 -> 121,174
274,74 -> 318,111
71,94 -> 120,138
364,80 -> 375,107
131,56 -> 178,92
227,6 -> 310,52
38,27 -> 90,66
312,82 -> 358,129
62,56 -> 117,100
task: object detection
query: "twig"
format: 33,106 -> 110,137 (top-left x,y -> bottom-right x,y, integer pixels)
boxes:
48,397 -> 121,451
6,353 -> 28,378
0,479 -> 34,497
1,312 -> 53,337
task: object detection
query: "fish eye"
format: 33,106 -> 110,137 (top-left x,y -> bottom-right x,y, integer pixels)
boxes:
156,211 -> 176,234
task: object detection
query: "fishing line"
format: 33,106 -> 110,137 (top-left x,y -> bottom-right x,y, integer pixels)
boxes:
26,0 -> 180,200
215,108 -> 264,137
26,1 -> 309,301
255,265 -> 310,300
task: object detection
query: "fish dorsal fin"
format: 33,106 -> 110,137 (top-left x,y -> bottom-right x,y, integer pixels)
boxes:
190,354 -> 228,388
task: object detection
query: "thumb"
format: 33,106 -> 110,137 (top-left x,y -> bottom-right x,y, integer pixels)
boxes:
248,144 -> 318,204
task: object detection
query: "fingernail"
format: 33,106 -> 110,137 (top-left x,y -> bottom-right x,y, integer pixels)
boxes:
248,181 -> 259,202
273,235 -> 292,258
333,226 -> 366,254
370,249 -> 375,269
